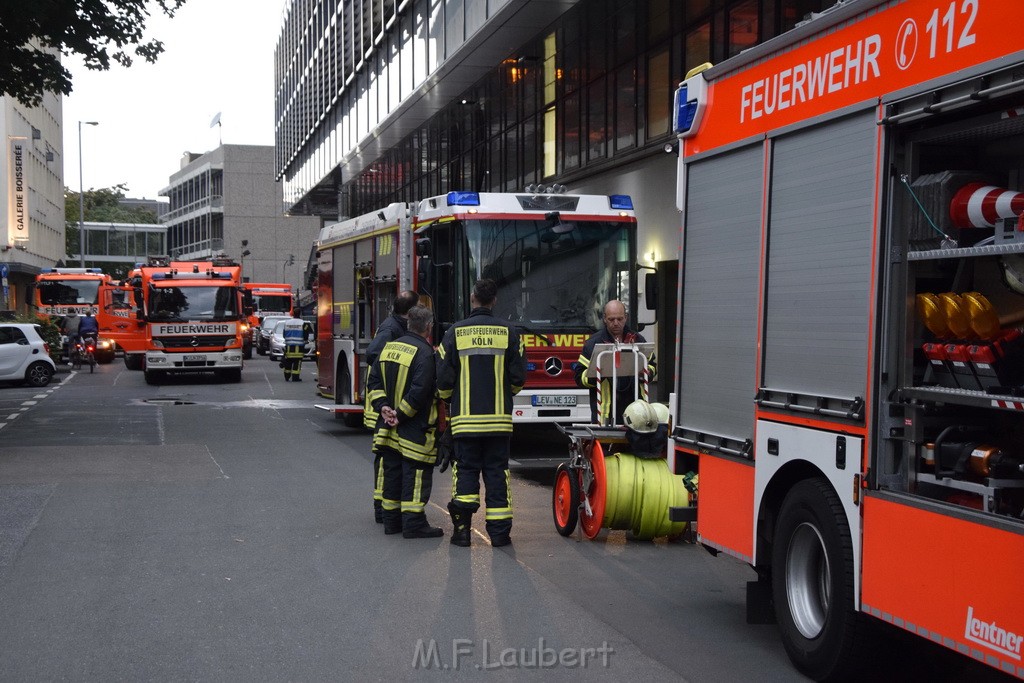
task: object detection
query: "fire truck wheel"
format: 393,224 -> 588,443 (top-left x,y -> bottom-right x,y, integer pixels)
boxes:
144,370 -> 165,385
772,478 -> 862,681
552,463 -> 580,536
341,413 -> 363,429
125,354 -> 144,371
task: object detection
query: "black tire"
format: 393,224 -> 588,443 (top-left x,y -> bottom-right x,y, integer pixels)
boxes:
243,344 -> 253,360
88,355 -> 95,373
772,478 -> 862,681
341,412 -> 363,428
144,370 -> 163,385
552,463 -> 580,536
24,361 -> 54,387
125,354 -> 144,371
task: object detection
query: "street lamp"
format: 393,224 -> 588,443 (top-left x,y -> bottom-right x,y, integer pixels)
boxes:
78,121 -> 99,267
282,253 -> 294,283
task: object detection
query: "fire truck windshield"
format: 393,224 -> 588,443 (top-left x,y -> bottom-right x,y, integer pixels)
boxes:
149,285 -> 239,321
253,294 -> 291,314
37,279 -> 101,305
464,219 -> 633,329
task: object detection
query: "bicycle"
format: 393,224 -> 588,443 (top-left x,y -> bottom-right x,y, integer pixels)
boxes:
71,336 -> 97,373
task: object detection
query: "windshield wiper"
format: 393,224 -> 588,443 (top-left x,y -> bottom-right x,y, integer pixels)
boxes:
513,323 -> 553,345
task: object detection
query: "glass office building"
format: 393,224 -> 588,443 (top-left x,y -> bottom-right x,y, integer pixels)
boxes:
274,0 -> 832,220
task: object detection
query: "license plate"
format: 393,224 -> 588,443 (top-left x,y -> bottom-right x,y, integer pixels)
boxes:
532,395 -> 577,407
183,354 -> 205,362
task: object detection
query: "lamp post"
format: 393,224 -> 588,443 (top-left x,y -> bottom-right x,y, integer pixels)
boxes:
281,253 -> 294,284
78,121 -> 99,267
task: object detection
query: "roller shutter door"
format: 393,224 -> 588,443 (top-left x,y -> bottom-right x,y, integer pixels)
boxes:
678,143 -> 763,443
762,110 -> 876,402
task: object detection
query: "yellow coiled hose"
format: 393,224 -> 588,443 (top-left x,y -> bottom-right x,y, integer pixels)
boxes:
602,453 -> 692,540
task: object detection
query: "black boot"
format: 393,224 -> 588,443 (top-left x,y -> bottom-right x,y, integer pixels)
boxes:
374,502 -> 383,524
448,502 -> 471,547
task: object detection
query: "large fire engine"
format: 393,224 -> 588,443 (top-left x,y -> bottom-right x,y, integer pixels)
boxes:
670,0 -> 1024,679
130,256 -> 246,384
242,282 -> 294,358
33,268 -> 117,363
314,189 -> 652,426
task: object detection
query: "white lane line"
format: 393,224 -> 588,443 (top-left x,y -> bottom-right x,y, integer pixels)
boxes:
22,401 -> 38,406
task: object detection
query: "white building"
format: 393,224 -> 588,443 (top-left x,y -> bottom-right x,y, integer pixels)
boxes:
0,46 -> 65,314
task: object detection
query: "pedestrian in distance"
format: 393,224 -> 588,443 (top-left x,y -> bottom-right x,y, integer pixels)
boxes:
574,300 -> 657,425
366,305 -> 444,539
364,290 -> 420,524
282,318 -> 306,381
437,279 -> 526,548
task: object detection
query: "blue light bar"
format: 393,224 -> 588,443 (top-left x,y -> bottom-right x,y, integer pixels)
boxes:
447,191 -> 480,207
609,195 -> 634,210
526,362 -> 538,372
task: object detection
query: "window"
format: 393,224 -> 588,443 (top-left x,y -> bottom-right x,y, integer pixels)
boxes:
728,1 -> 759,58
615,62 -> 637,151
647,49 -> 670,137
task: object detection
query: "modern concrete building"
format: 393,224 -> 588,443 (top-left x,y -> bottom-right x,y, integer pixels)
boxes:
273,0 -> 836,390
160,144 -> 321,289
0,47 -> 65,314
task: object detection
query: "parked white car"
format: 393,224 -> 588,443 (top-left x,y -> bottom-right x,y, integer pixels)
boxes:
269,319 -> 315,361
0,323 -> 57,387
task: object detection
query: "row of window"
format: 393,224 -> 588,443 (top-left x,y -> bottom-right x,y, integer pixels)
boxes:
278,0 -> 833,216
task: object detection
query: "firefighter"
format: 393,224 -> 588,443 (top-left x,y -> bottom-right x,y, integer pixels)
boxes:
574,300 -> 657,425
282,318 -> 306,381
366,305 -> 443,538
365,290 -> 420,524
437,279 -> 526,548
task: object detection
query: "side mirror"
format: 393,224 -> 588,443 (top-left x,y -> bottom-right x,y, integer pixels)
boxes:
636,266 -> 657,327
415,238 -> 431,256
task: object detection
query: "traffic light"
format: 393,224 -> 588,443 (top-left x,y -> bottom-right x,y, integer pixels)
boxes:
287,254 -> 295,266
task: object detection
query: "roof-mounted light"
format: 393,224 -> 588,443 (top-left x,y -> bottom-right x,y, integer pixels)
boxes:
609,195 -> 634,210
447,191 -> 480,206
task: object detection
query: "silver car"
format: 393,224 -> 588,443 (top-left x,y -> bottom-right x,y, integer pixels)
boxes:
269,319 -> 315,361
256,315 -> 291,355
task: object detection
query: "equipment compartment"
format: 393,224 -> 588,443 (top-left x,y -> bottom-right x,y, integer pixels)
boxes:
880,86 -> 1024,521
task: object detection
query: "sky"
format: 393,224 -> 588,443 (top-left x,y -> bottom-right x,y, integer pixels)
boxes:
61,0 -> 287,201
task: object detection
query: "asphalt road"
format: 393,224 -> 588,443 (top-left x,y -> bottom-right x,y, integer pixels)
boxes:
0,358 -> 1012,681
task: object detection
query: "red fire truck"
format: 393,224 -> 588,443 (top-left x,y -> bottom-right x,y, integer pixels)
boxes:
314,189 -> 652,426
130,256 -> 246,384
243,282 -> 294,358
33,268 -> 117,363
670,0 -> 1024,679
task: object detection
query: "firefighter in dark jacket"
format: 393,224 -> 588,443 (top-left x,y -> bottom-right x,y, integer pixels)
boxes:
367,305 -> 443,538
574,300 -> 657,425
365,290 -> 419,524
437,279 -> 526,548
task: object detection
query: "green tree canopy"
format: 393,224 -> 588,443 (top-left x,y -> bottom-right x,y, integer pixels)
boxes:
1,1 -> 186,107
65,184 -> 160,279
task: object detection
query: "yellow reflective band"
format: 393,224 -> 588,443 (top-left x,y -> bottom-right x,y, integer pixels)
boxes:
402,501 -> 426,513
382,499 -> 400,510
459,356 -> 470,417
413,469 -> 423,505
455,494 -> 480,504
455,326 -> 509,351
485,508 -> 513,520
494,355 -> 502,414
381,341 -> 417,367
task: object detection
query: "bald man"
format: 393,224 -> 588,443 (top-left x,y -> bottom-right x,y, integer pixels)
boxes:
574,300 -> 657,425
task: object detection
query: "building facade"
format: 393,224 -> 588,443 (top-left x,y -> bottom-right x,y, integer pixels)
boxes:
274,0 -> 835,386
160,144 -> 321,289
0,65 -> 65,314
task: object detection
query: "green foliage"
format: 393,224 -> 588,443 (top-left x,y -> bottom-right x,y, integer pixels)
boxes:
65,184 -> 159,277
0,1 -> 187,107
14,314 -> 63,361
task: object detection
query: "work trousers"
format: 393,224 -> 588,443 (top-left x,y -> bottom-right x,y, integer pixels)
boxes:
449,435 -> 512,538
379,446 -> 435,531
283,344 -> 303,380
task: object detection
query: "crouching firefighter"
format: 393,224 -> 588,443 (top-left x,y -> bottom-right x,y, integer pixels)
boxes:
366,305 -> 444,539
282,318 -> 305,381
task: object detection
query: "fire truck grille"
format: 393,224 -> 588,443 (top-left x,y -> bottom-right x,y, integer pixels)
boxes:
157,336 -> 234,349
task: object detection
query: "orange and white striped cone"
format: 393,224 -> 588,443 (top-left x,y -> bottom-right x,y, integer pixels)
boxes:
950,183 -> 1024,228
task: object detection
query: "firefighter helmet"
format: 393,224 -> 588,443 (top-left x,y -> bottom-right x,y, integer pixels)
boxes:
651,402 -> 670,425
623,400 -> 659,433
